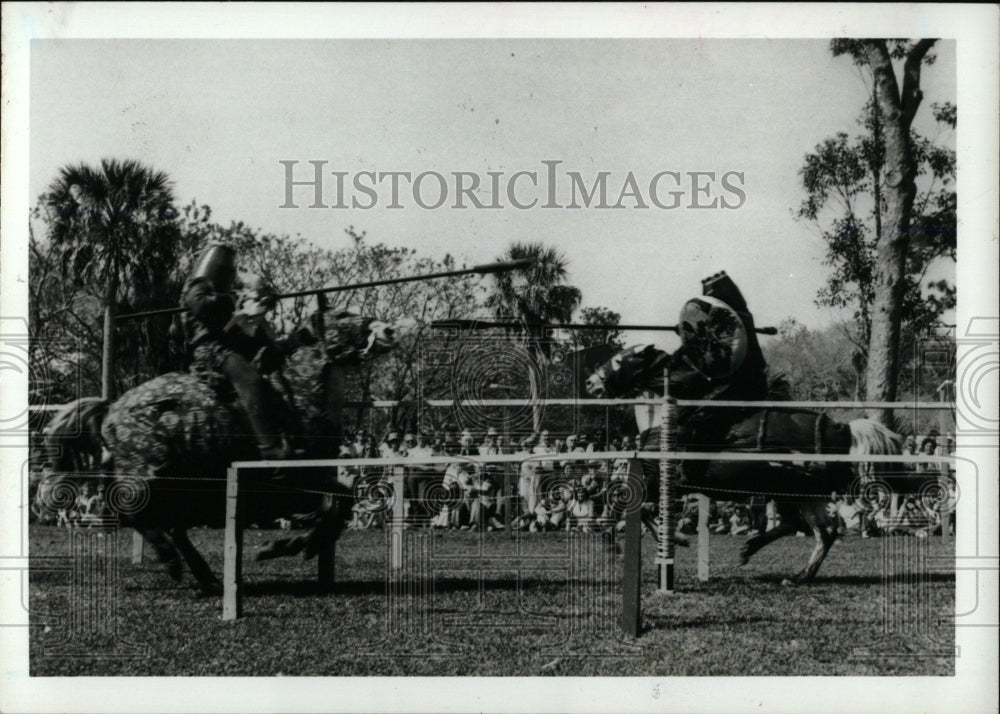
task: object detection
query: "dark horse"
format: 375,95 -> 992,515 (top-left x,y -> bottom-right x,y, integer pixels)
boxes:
40,310 -> 399,594
586,344 -> 904,584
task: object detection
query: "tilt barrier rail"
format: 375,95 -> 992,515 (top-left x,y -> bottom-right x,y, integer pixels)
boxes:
223,447 -> 956,634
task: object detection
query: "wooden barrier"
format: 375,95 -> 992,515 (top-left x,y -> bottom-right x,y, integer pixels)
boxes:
219,407 -> 956,627
620,459 -> 643,637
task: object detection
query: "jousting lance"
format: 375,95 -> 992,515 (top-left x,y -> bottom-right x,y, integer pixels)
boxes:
116,258 -> 536,322
430,319 -> 779,336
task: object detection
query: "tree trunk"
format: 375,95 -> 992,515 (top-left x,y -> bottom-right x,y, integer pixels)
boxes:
101,301 -> 116,401
529,357 -> 542,433
862,40 -> 935,425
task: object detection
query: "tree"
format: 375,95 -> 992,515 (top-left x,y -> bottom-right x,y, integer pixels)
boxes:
763,319 -> 859,401
800,39 -> 952,422
40,159 -> 180,399
485,242 -> 582,431
324,228 -> 486,435
571,306 -> 625,352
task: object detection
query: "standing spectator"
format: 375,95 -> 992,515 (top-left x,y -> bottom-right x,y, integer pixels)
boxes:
478,428 -> 500,456
514,434 -> 540,530
458,429 -> 476,456
405,433 -> 437,523
917,436 -> 939,473
533,430 -> 556,471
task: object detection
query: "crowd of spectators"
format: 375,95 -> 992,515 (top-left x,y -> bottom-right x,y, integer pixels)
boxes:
37,425 -> 956,540
335,427 -> 641,532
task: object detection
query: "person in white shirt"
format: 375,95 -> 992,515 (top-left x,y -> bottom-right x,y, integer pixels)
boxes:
515,434 -> 541,530
533,430 -> 556,471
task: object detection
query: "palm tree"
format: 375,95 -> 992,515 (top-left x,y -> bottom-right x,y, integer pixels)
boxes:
485,242 -> 582,431
43,159 -> 179,399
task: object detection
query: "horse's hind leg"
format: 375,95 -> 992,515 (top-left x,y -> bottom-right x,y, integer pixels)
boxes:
786,503 -> 837,585
739,512 -> 797,566
170,527 -> 223,596
134,526 -> 183,582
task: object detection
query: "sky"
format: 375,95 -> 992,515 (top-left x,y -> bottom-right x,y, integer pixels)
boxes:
29,38 -> 957,349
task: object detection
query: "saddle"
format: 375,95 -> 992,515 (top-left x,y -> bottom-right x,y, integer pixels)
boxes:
722,409 -> 853,455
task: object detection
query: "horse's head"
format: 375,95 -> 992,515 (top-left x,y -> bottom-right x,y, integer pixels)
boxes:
320,311 -> 405,364
586,344 -> 667,398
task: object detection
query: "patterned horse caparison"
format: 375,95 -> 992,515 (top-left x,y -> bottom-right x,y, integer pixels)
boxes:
45,311 -> 398,594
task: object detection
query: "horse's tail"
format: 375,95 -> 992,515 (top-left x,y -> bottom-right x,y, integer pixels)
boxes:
42,397 -> 111,473
848,418 -> 903,481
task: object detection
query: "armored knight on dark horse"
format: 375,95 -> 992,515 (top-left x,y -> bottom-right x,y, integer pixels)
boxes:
587,271 -> 903,583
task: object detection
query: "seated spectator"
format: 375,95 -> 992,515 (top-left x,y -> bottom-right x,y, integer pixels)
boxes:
380,432 -> 401,458
677,496 -> 700,535
534,491 -> 567,531
710,503 -> 729,534
887,496 -> 933,536
470,466 -> 505,531
567,486 -> 596,531
729,505 -> 751,536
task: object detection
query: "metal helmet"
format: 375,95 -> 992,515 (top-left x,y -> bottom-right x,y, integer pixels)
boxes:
190,243 -> 237,293
701,271 -> 748,313
678,295 -> 748,380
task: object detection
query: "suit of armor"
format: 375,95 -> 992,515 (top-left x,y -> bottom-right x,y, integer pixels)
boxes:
669,272 -> 769,451
181,245 -> 301,460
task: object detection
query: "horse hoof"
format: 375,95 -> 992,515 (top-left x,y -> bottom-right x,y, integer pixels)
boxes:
780,578 -> 798,587
738,549 -> 750,567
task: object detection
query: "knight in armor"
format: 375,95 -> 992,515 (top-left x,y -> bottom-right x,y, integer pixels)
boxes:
181,243 -> 303,460
667,271 -> 769,451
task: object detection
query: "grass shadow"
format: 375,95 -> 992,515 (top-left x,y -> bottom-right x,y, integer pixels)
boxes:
244,575 -> 593,597
751,572 -> 956,586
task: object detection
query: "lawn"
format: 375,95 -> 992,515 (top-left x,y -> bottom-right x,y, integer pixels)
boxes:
29,525 -> 955,676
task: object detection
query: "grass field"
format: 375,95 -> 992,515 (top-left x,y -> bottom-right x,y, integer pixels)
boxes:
29,525 -> 955,676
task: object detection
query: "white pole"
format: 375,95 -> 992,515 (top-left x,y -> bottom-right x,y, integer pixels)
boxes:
697,494 -> 710,582
657,367 -> 676,593
391,466 -> 405,570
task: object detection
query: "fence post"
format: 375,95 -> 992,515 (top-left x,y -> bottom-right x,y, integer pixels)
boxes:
391,466 -> 405,570
620,458 -> 643,637
657,367 -> 676,594
131,530 -> 144,564
697,493 -> 710,582
222,466 -> 243,621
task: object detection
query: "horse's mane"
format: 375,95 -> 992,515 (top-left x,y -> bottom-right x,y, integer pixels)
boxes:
766,371 -> 793,401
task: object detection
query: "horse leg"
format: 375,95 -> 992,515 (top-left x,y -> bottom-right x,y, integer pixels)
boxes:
785,502 -> 838,586
640,503 -> 690,546
134,526 -> 184,582
304,490 -> 350,560
739,515 -> 797,566
169,527 -> 223,595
